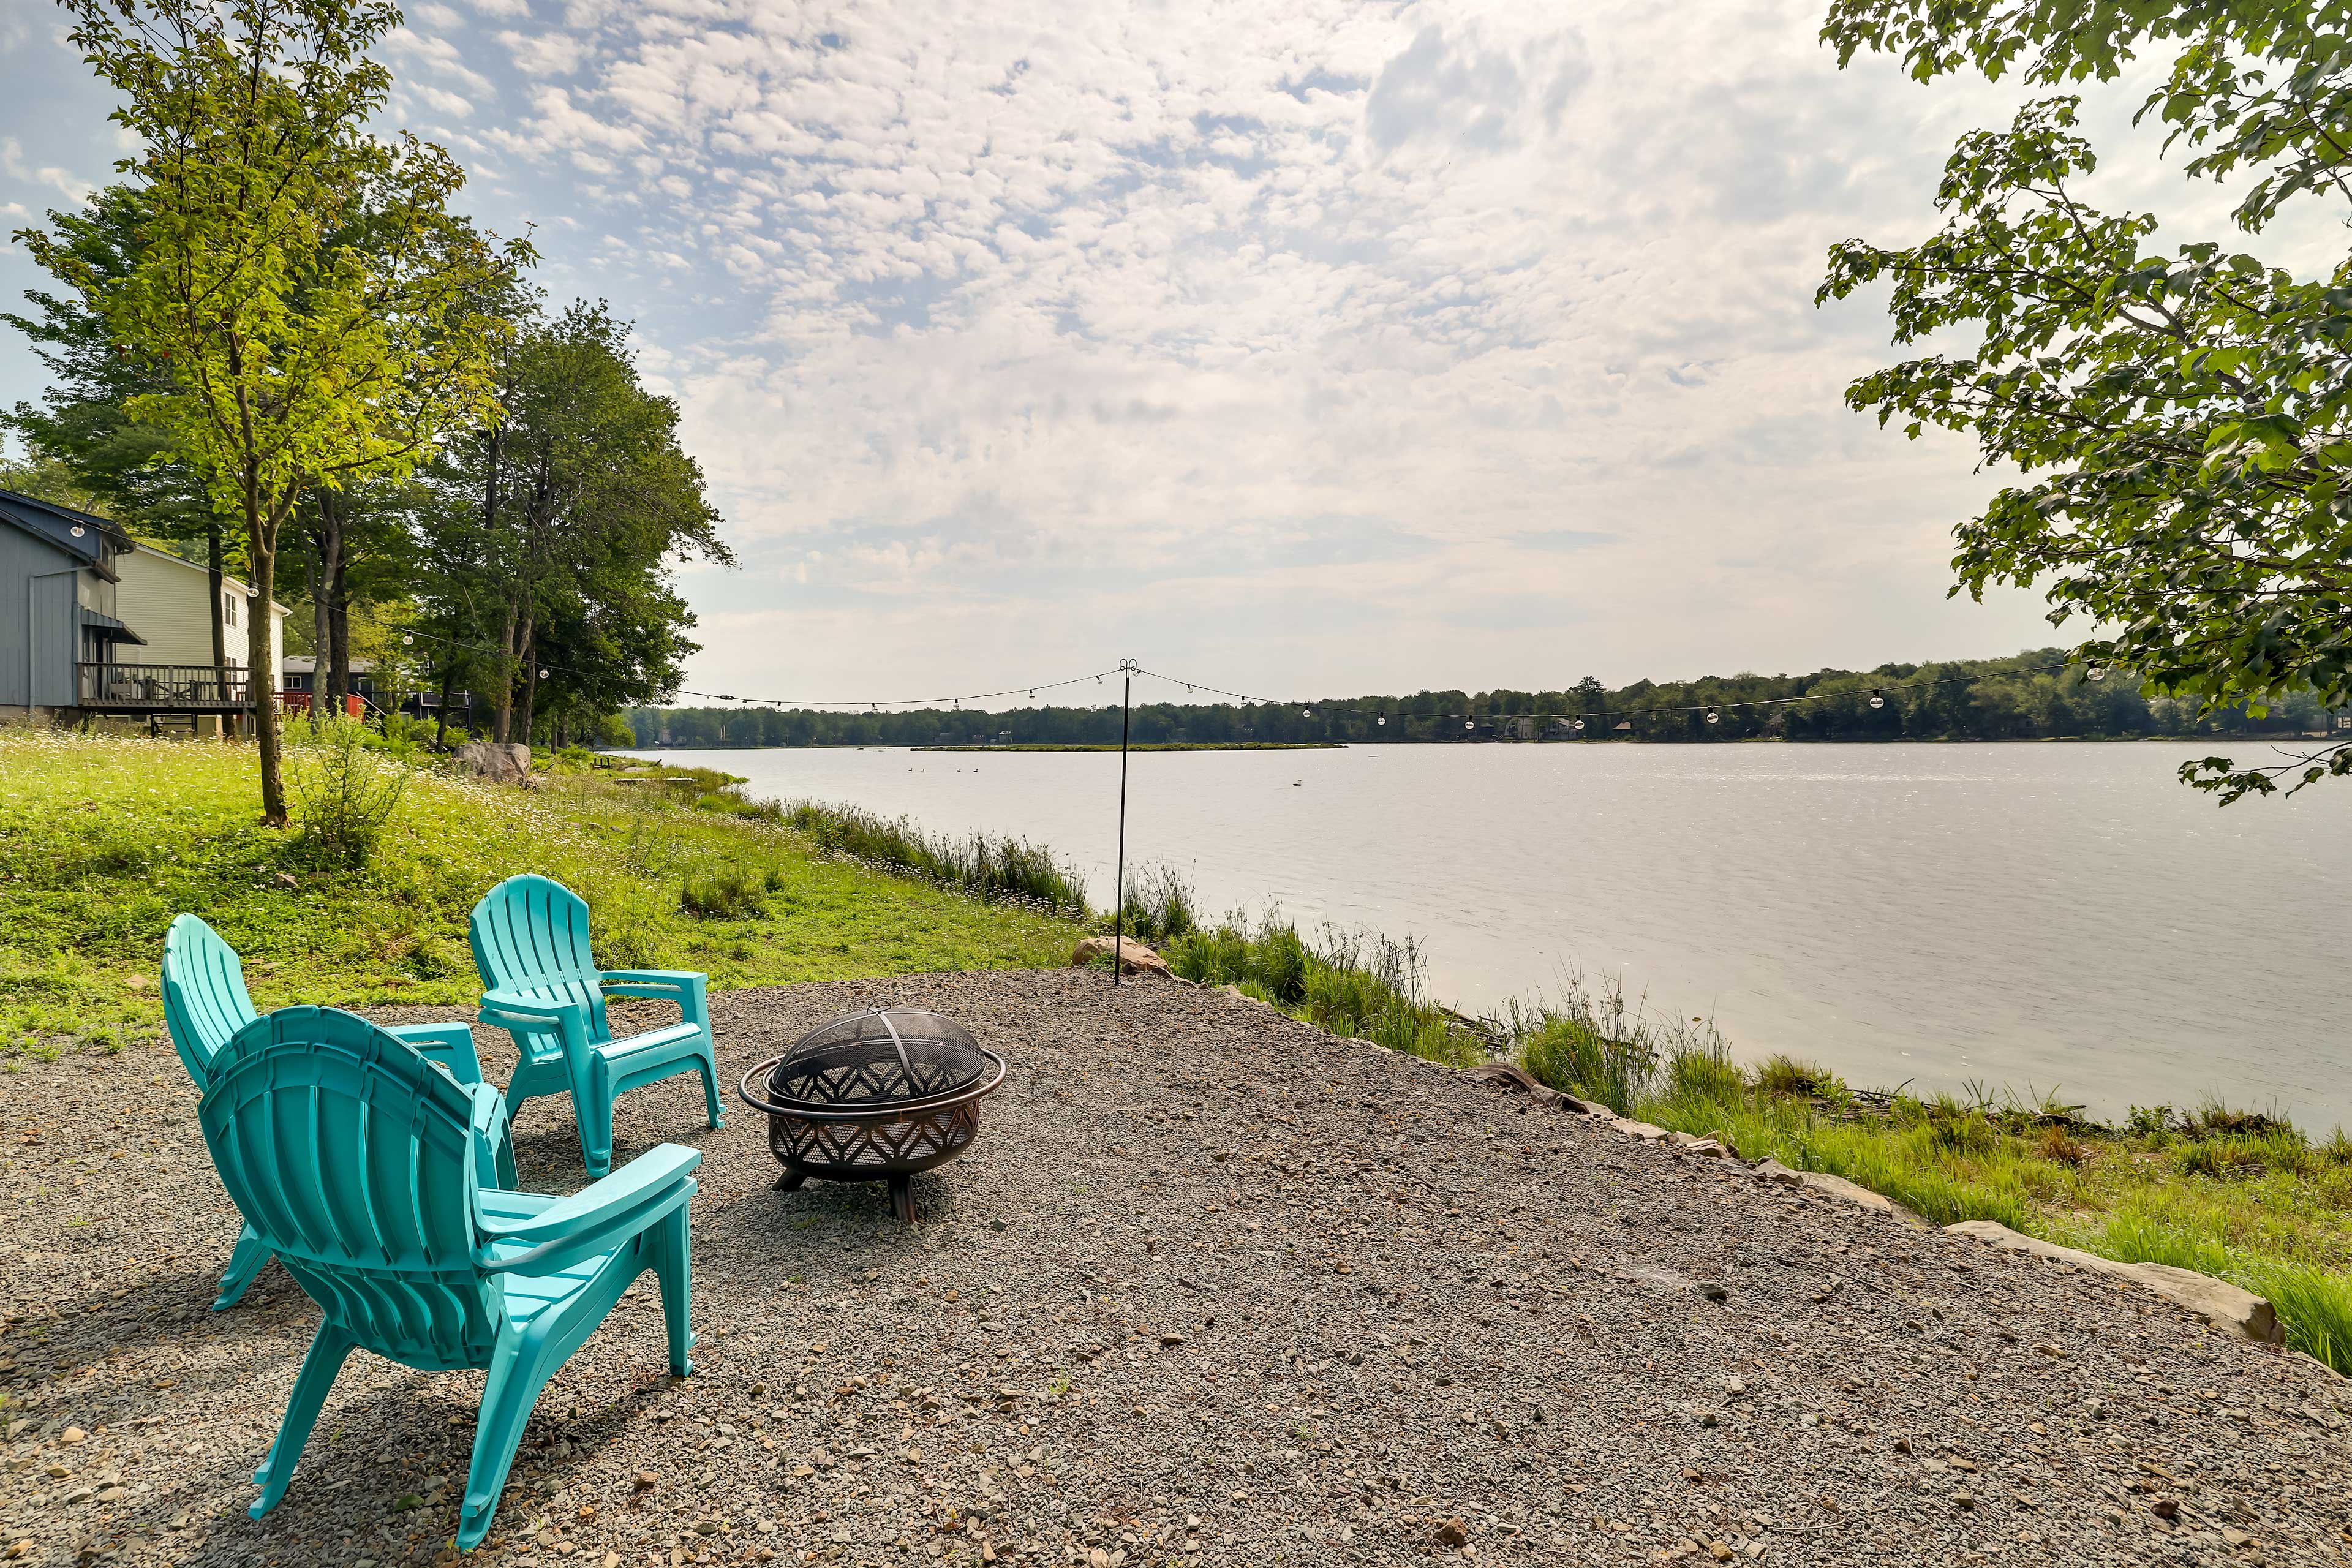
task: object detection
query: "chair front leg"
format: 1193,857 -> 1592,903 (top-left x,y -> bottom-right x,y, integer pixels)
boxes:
213,1224 -> 273,1311
251,1323 -> 358,1515
560,1032 -> 615,1179
459,1329 -> 561,1551
652,1208 -> 695,1378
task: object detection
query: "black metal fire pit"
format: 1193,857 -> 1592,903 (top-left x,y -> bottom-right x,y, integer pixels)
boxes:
737,1007 -> 1007,1223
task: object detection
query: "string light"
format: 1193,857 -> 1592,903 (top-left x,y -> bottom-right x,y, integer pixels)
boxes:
1869,688 -> 1885,709
2086,663 -> 2107,682
70,524 -> 85,538
1377,714 -> 1387,726
537,668 -> 549,680
1705,706 -> 1719,725
402,634 -> 414,646
1572,717 -> 1585,731
1464,720 -> 1474,731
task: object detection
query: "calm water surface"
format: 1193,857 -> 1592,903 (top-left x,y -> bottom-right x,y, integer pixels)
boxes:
633,743 -> 2350,1129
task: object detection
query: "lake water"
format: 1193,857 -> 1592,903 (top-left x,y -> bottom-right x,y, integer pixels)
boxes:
631,742 -> 2351,1130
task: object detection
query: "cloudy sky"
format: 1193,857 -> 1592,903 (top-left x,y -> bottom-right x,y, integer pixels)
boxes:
0,0 -> 2315,704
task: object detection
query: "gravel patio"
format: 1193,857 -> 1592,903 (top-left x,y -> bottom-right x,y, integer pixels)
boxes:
2,970 -> 2348,1567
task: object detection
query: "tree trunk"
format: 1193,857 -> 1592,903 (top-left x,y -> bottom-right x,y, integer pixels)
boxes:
322,489 -> 350,714
248,500 -> 285,827
515,612 -> 538,748
207,524 -> 233,740
491,602 -> 518,742
306,514 -> 327,733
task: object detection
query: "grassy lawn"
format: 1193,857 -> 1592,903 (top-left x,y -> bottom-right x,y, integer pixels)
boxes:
0,731 -> 1078,1060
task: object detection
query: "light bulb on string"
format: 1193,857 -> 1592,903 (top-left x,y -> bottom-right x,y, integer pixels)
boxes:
1705,706 -> 1719,725
70,524 -> 85,538
1572,718 -> 1585,731
1869,688 -> 1885,709
1377,714 -> 1387,726
1464,719 -> 1474,731
402,634 -> 414,647
1302,707 -> 1313,718
537,668 -> 549,680
2086,663 -> 2107,682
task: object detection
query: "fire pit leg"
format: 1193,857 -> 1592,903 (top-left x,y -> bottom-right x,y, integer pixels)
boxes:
889,1174 -> 918,1224
772,1171 -> 807,1193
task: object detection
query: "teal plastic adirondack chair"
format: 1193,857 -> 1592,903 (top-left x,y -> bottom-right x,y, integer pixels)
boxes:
199,1006 -> 699,1550
468,875 -> 722,1178
160,913 -> 516,1310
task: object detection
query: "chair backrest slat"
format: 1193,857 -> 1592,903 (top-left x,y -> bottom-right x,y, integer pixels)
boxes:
469,875 -> 611,1044
200,1006 -> 502,1369
160,914 -> 261,1084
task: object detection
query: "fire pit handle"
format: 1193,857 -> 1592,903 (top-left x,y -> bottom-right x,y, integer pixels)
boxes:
735,1047 -> 1008,1123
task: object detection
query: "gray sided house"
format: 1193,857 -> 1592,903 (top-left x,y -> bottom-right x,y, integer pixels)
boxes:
1,487 -> 285,727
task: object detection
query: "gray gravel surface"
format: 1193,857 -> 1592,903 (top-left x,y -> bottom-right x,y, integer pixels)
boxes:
2,970 -> 2349,1568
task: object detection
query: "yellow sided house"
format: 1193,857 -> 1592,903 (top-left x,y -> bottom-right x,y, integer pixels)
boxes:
0,487 -> 286,731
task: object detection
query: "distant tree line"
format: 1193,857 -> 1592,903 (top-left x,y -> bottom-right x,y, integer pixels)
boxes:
631,649 -> 2349,749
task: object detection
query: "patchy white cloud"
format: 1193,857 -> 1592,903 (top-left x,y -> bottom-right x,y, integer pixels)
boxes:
0,136 -> 92,205
4,0 -> 2335,701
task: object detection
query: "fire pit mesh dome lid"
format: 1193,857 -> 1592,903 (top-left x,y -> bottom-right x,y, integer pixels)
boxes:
766,1006 -> 988,1109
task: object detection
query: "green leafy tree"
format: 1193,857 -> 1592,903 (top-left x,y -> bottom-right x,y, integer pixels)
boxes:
2,186 -> 238,701
423,298 -> 731,744
1817,0 -> 2352,802
18,0 -> 527,823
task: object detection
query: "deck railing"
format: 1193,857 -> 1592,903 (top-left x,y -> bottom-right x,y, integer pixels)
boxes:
77,662 -> 254,712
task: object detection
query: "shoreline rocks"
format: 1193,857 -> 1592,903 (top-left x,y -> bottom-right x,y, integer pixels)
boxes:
1946,1218 -> 2284,1345
1069,935 -> 1171,977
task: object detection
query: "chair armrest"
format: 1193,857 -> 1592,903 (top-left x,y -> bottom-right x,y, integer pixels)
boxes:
386,1022 -> 486,1085
600,969 -> 706,998
476,1143 -> 701,1275
477,989 -> 592,1053
601,969 -> 709,1029
467,1082 -> 517,1191
478,989 -> 591,1022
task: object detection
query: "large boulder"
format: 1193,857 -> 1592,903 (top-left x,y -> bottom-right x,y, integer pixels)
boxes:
1071,935 -> 1170,978
455,741 -> 533,785
1945,1219 -> 2283,1344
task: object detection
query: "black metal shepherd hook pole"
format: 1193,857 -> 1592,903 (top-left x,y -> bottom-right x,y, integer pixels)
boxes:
1112,657 -> 1137,987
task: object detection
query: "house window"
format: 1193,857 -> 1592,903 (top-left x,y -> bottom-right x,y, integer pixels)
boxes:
224,591 -> 237,627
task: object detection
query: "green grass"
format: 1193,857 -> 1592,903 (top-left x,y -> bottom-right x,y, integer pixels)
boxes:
1163,911 -> 1486,1068
0,731 -> 1080,1060
782,799 -> 1088,913
1504,986 -> 2352,1372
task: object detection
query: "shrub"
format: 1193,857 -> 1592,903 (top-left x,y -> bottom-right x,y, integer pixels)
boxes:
1118,864 -> 1197,942
2035,1122 -> 2089,1167
290,716 -> 410,867
1664,1041 -> 1746,1111
680,867 -> 767,919
1755,1054 -> 1841,1099
786,800 -> 1087,911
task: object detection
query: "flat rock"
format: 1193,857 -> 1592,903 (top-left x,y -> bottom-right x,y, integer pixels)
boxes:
1945,1219 -> 2283,1344
1611,1117 -> 1669,1142
1795,1170 -> 1926,1226
1070,936 -> 1171,977
1462,1061 -> 1561,1107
